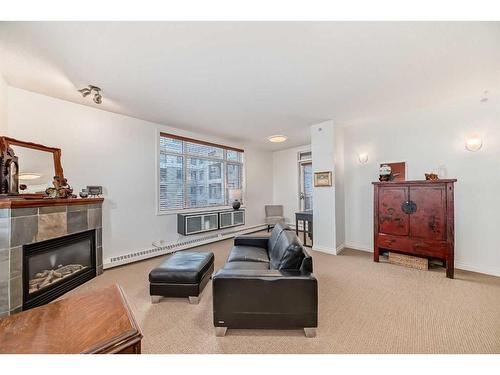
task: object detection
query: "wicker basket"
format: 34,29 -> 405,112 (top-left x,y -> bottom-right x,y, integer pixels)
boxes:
388,252 -> 428,270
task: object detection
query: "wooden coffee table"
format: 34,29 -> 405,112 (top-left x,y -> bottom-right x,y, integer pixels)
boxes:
0,284 -> 142,354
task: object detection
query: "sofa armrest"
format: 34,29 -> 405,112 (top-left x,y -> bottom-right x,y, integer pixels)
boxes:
212,269 -> 318,329
233,235 -> 269,249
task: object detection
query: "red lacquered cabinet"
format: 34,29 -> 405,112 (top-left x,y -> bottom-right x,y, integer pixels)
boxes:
373,179 -> 457,278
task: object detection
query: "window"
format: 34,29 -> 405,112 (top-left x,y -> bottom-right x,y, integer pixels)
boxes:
209,164 -> 221,179
159,133 -> 244,211
298,151 -> 312,161
227,163 -> 242,190
298,151 -> 313,211
302,163 -> 313,210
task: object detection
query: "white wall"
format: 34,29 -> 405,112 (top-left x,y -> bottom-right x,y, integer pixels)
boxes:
0,73 -> 7,134
272,127 -> 346,251
344,93 -> 500,276
334,125 -> 345,248
311,120 -> 337,254
272,144 -> 310,224
7,87 -> 274,262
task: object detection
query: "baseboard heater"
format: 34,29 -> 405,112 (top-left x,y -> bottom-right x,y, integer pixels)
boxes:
104,224 -> 266,269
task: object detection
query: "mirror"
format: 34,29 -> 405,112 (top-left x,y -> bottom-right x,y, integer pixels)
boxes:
0,137 -> 64,197
12,146 -> 56,194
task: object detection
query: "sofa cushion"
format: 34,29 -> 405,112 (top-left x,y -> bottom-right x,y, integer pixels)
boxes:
278,245 -> 305,271
267,222 -> 287,254
227,246 -> 270,263
234,235 -> 268,249
269,230 -> 305,270
223,261 -> 270,270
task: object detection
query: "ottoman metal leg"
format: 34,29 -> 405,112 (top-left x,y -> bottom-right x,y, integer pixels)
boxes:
188,296 -> 200,304
304,328 -> 317,338
215,327 -> 227,337
151,296 -> 161,304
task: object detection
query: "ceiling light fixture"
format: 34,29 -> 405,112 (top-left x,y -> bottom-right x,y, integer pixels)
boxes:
267,135 -> 288,143
78,85 -> 102,104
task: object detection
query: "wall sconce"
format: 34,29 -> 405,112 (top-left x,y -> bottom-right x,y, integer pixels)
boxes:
358,153 -> 369,164
465,137 -> 483,152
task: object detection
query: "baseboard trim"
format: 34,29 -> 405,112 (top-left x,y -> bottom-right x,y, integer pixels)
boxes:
336,243 -> 346,255
312,245 -> 336,255
310,243 -> 346,255
344,242 -> 373,253
455,261 -> 500,278
103,224 -> 267,269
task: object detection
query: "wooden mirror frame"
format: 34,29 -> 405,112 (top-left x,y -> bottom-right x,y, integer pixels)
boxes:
0,136 -> 64,197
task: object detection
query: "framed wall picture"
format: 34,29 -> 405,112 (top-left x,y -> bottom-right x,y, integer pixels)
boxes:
87,185 -> 103,196
379,161 -> 406,181
314,171 -> 332,187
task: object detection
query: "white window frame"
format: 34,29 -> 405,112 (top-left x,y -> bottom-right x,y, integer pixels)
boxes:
156,131 -> 245,215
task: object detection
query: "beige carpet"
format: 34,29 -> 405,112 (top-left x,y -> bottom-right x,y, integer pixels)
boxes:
68,234 -> 500,354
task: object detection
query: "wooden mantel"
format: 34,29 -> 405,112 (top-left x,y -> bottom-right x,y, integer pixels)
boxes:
0,197 -> 104,209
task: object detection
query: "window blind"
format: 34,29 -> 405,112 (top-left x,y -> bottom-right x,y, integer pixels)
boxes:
159,133 -> 244,211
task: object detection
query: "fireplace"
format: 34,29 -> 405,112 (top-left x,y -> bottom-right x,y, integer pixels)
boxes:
0,198 -> 103,316
23,230 -> 97,310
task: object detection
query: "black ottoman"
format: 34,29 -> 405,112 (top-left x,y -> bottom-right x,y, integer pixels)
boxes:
149,251 -> 214,304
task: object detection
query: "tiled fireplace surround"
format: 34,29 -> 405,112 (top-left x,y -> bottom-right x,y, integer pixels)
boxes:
0,201 -> 103,316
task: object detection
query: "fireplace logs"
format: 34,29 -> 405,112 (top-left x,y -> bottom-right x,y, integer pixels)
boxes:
28,264 -> 88,294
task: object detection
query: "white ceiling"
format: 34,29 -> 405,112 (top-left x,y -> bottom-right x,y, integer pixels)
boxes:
0,22 -> 499,150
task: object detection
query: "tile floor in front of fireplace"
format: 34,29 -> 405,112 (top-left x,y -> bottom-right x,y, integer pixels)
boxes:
66,233 -> 500,354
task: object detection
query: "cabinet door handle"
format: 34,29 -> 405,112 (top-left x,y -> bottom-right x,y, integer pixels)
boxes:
401,200 -> 417,214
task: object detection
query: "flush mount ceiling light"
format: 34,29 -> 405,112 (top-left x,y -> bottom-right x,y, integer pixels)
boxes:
267,135 -> 288,143
78,85 -> 102,104
19,173 -> 42,180
465,137 -> 483,152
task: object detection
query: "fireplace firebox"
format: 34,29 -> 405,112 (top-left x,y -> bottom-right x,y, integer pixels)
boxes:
23,230 -> 97,310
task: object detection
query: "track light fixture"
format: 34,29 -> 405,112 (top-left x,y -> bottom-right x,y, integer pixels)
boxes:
78,85 -> 102,104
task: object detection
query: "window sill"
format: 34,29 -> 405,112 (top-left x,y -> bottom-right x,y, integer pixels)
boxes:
157,205 -> 245,216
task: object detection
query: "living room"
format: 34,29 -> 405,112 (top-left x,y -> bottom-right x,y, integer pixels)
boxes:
1,1 -> 499,372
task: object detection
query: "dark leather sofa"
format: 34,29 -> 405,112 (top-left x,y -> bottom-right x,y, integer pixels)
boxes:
212,222 -> 318,337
